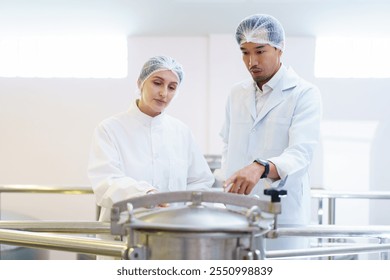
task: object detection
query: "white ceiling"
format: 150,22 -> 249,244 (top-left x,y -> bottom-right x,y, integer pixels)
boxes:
1,0 -> 390,37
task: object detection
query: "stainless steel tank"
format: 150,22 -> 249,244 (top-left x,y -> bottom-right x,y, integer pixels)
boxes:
110,190 -> 283,260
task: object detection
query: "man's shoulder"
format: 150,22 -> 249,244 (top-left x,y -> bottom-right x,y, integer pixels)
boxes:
230,79 -> 253,93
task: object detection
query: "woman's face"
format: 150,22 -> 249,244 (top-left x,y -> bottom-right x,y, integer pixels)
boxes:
138,70 -> 179,117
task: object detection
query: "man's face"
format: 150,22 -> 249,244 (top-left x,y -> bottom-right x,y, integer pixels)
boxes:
240,42 -> 282,88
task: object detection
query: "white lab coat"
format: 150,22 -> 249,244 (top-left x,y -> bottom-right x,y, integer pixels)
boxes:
88,100 -> 214,222
220,65 -> 322,226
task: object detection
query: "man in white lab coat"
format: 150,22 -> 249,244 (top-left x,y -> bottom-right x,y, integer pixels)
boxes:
220,14 -> 322,251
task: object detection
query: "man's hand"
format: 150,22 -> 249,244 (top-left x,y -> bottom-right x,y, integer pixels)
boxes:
223,162 -> 264,195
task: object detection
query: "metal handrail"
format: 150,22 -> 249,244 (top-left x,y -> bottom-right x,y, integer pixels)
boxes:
2,184 -> 390,198
267,225 -> 390,239
0,221 -> 110,234
311,189 -> 390,199
0,185 -> 93,194
0,229 -> 126,258
0,184 -> 390,259
1,225 -> 390,259
2,185 -> 390,225
0,184 -> 96,221
310,189 -> 390,226
265,243 -> 390,259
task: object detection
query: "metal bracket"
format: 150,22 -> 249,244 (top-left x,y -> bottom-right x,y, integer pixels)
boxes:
127,245 -> 147,260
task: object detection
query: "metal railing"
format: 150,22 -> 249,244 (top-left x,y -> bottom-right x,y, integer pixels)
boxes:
0,228 -> 126,258
310,188 -> 390,225
265,225 -> 390,259
0,221 -> 110,234
0,185 -> 93,194
1,184 -> 390,259
0,184 -> 96,221
2,224 -> 390,259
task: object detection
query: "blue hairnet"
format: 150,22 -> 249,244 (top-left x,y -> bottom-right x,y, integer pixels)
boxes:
235,14 -> 285,51
138,55 -> 184,87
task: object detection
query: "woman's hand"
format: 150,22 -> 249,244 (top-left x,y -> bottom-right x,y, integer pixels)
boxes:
146,189 -> 170,207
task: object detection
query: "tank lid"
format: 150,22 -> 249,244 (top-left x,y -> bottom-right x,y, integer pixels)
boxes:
129,204 -> 272,232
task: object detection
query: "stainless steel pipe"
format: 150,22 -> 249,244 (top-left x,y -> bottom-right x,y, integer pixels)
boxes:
311,190 -> 390,199
0,185 -> 97,220
0,185 -> 93,194
267,225 -> 390,239
266,243 -> 390,259
2,226 -> 390,260
0,221 -> 110,234
265,225 -> 390,259
310,189 -> 390,225
0,228 -> 126,258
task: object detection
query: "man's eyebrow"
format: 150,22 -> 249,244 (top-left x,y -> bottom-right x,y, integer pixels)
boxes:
240,45 -> 266,51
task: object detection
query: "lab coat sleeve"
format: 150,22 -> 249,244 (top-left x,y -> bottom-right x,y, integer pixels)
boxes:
186,132 -> 215,191
268,85 -> 322,184
87,124 -> 155,209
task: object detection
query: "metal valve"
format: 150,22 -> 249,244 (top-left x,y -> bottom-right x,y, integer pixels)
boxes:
264,189 -> 287,203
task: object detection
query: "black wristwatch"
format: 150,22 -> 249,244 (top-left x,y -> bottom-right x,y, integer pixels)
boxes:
254,159 -> 269,179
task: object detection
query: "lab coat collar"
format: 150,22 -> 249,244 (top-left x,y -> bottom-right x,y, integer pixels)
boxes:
280,65 -> 300,91
260,63 -> 286,91
127,99 -> 165,125
242,65 -> 299,125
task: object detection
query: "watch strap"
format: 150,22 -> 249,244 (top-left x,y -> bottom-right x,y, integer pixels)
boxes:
254,159 -> 269,179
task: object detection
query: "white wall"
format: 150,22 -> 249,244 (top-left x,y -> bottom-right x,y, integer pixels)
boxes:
1,35 -> 390,259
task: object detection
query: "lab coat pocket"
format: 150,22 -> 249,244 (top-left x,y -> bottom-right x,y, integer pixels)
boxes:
264,117 -> 291,149
168,159 -> 188,191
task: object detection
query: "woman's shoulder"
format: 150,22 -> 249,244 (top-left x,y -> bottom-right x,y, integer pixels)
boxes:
164,114 -> 190,130
162,115 -> 196,141
97,111 -> 131,130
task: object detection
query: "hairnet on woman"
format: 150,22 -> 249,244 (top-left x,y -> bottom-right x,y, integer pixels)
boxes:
87,55 -> 214,259
138,55 -> 184,88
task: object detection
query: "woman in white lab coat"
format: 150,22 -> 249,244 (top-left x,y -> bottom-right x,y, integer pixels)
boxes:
88,56 -> 214,225
220,14 -> 322,251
